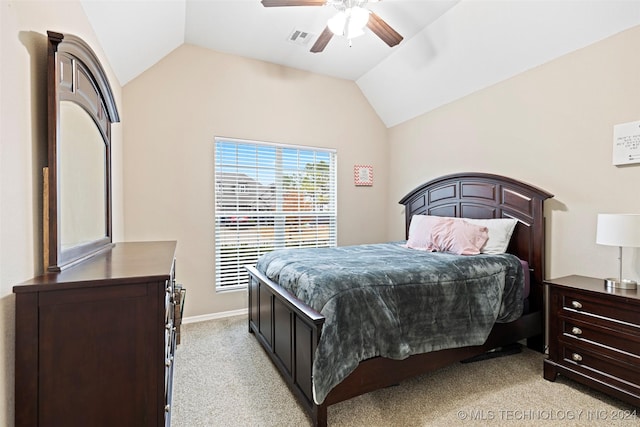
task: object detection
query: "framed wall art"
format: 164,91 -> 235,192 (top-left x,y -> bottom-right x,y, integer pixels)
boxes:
354,165 -> 373,186
613,120 -> 640,166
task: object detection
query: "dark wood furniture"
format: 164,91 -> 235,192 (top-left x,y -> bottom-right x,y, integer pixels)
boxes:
247,172 -> 553,426
544,275 -> 640,407
14,241 -> 179,427
45,31 -> 120,272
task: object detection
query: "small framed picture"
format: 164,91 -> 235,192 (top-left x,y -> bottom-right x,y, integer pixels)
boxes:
613,120 -> 640,165
354,165 -> 373,186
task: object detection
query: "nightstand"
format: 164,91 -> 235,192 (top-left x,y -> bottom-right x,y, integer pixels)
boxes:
544,275 -> 640,407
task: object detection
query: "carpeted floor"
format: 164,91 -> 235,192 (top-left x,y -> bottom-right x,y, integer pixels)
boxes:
171,315 -> 637,426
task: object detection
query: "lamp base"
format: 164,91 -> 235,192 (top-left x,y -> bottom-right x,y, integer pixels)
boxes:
604,278 -> 638,290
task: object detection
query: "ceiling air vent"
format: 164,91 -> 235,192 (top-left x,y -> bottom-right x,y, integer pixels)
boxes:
287,29 -> 314,46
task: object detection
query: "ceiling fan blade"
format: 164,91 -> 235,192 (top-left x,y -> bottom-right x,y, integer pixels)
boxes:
310,26 -> 333,53
367,11 -> 403,47
261,0 -> 326,6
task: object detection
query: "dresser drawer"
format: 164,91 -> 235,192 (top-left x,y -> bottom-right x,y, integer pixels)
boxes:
559,314 -> 640,356
559,340 -> 640,397
559,289 -> 640,327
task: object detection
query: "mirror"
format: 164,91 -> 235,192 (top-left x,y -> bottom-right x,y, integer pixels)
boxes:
45,31 -> 119,271
59,101 -> 107,250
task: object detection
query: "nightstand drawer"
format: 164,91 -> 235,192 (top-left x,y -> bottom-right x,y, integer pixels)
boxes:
559,315 -> 640,356
560,289 -> 640,327
559,341 -> 640,397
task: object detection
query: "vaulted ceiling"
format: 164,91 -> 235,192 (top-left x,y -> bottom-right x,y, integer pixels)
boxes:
81,0 -> 640,127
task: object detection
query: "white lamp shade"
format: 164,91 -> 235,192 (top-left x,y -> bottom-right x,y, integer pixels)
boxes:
596,214 -> 640,247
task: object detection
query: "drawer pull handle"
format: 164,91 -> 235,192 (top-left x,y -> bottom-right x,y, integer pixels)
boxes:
165,405 -> 171,413
571,353 -> 583,362
571,327 -> 582,336
165,357 -> 173,367
571,300 -> 582,309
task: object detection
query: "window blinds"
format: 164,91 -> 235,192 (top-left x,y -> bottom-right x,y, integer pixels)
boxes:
214,137 -> 337,290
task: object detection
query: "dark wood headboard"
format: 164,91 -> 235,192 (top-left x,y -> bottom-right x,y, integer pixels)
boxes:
399,172 -> 553,287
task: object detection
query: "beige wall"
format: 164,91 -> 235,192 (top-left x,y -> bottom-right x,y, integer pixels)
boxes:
122,44 -> 389,318
0,1 -> 124,425
387,25 -> 640,283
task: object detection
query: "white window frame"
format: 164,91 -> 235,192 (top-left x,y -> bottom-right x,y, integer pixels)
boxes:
214,137 -> 337,291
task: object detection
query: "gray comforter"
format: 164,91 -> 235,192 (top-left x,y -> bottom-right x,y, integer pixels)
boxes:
256,242 -> 524,404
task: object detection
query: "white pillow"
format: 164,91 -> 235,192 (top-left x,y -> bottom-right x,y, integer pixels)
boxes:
464,218 -> 518,254
405,215 -> 436,250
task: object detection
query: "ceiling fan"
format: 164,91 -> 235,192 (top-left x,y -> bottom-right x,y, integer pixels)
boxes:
261,0 -> 404,53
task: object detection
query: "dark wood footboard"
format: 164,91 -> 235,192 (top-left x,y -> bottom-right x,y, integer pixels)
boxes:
247,265 -> 328,426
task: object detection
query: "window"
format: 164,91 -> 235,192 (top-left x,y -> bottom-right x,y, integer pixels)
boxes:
214,137 -> 337,290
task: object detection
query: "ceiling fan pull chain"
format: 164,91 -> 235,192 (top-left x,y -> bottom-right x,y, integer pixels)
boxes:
343,12 -> 351,37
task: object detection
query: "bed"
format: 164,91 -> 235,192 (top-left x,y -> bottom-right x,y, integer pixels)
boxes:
246,172 -> 553,426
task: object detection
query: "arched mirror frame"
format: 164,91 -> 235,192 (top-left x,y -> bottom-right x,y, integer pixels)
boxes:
45,31 -> 120,271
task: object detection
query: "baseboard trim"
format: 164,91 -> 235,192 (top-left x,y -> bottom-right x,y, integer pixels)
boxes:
182,308 -> 248,324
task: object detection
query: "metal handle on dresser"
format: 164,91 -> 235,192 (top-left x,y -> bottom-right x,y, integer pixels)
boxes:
571,327 -> 583,336
571,300 -> 582,309
165,356 -> 173,367
165,405 -> 170,413
571,353 -> 583,362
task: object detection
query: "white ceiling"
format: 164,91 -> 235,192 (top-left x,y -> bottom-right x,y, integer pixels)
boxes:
81,0 -> 640,127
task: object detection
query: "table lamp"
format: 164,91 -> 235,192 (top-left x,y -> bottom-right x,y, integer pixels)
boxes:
596,213 -> 640,290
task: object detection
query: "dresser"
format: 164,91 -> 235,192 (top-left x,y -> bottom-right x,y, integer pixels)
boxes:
544,275 -> 640,407
14,241 -> 179,427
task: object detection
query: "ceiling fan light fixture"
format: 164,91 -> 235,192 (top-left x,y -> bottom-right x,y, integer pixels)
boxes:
327,6 -> 369,39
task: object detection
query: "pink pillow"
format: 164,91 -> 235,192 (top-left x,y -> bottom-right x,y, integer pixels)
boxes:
426,218 -> 489,255
405,215 -> 489,255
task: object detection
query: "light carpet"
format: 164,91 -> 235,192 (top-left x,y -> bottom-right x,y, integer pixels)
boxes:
171,315 -> 637,426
